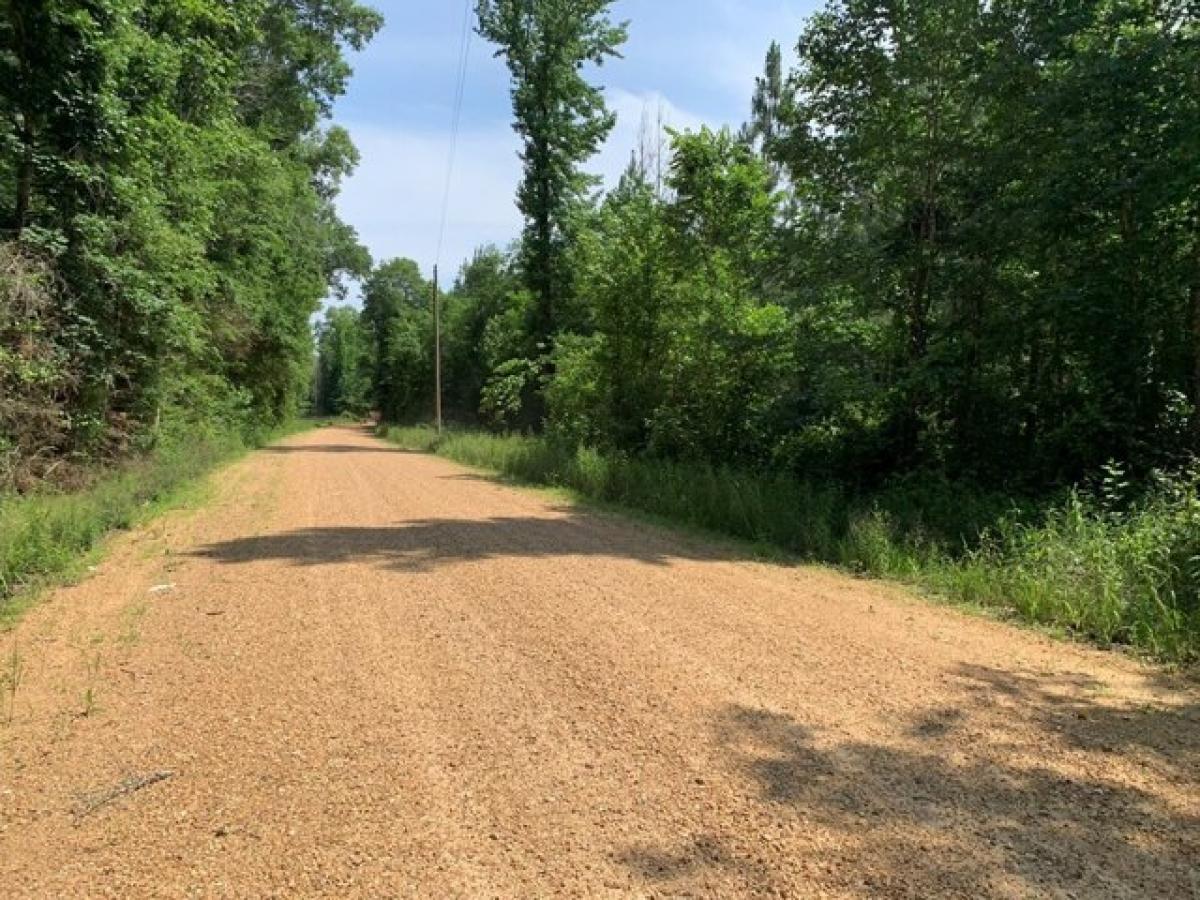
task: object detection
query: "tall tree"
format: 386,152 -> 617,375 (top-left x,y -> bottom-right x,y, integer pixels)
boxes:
0,0 -> 124,240
238,0 -> 383,141
315,305 -> 371,416
743,39 -> 785,184
442,246 -> 521,418
361,258 -> 432,421
475,0 -> 626,345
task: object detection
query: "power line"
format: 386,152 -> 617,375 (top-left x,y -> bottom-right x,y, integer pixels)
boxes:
435,0 -> 474,272
433,0 -> 473,436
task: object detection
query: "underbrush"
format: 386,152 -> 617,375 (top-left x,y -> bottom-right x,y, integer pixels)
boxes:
382,426 -> 1199,664
939,471 -> 1200,662
0,419 -> 314,625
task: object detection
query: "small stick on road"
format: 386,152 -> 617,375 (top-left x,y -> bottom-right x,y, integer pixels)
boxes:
73,770 -> 174,821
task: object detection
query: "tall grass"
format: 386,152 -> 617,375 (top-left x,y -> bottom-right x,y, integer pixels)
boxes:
0,420 -> 314,625
938,475 -> 1200,662
383,426 -> 1200,663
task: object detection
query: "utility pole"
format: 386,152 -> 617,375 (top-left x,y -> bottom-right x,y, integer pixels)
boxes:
433,264 -> 443,435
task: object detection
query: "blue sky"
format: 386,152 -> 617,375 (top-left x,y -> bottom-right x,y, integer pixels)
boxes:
333,0 -> 819,281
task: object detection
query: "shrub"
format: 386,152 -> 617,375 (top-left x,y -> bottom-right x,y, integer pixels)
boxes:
943,471 -> 1200,661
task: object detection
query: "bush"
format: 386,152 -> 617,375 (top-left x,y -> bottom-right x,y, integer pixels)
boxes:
940,471 -> 1200,661
0,244 -> 76,491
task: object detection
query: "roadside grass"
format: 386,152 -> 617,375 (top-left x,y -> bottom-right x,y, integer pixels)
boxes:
0,419 -> 320,628
382,425 -> 1200,665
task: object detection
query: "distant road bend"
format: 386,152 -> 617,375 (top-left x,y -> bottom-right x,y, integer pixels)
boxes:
1,426 -> 1197,898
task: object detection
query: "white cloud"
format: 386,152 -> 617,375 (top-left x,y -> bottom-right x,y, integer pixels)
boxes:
336,87 -> 719,289
336,122 -> 523,283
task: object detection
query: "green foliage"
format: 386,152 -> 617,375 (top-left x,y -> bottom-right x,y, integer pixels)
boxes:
553,128 -> 790,463
480,357 -> 541,431
742,40 -> 784,182
0,244 -> 75,489
374,4 -> 1198,485
360,258 -> 433,422
476,0 -> 627,342
770,0 -> 1200,481
0,0 -> 376,485
442,246 -> 522,418
543,333 -> 604,447
314,306 -> 371,416
379,424 -> 443,454
241,0 -> 383,140
940,467 -> 1200,662
568,171 -> 671,449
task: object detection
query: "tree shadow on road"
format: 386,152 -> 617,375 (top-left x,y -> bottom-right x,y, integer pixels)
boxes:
615,832 -> 787,896
261,444 -> 412,455
617,669 -> 1200,898
952,664 -> 1200,776
192,515 -> 734,571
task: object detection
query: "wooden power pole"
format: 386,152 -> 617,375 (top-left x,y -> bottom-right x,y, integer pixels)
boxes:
433,264 -> 443,435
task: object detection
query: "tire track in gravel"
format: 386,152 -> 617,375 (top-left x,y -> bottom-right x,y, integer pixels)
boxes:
1,425 -> 1197,898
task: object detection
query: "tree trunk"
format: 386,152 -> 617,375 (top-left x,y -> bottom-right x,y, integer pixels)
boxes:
1190,230 -> 1200,448
14,116 -> 34,237
898,195 -> 935,465
11,0 -> 34,238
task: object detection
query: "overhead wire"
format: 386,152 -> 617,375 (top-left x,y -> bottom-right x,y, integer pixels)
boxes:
435,0 -> 475,272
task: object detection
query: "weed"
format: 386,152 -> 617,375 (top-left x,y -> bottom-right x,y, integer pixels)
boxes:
2,641 -> 22,724
120,599 -> 148,647
79,651 -> 102,718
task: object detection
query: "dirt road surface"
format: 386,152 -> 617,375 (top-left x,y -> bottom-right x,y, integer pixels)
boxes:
1,426 -> 1197,898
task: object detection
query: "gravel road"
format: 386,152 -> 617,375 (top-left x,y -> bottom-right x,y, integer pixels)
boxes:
1,425 -> 1197,898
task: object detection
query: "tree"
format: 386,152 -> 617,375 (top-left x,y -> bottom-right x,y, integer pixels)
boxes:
569,166 -> 673,449
315,306 -> 371,416
475,0 -> 626,345
238,0 -> 383,142
367,0 -> 1199,503
776,0 -> 989,469
651,128 -> 791,464
0,0 -> 123,240
0,0 -> 377,480
987,0 -> 1200,473
361,259 -> 432,421
742,40 -> 786,190
442,246 -> 521,418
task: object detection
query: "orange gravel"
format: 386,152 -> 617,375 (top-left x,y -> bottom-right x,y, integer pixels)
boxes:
1,425 -> 1197,899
